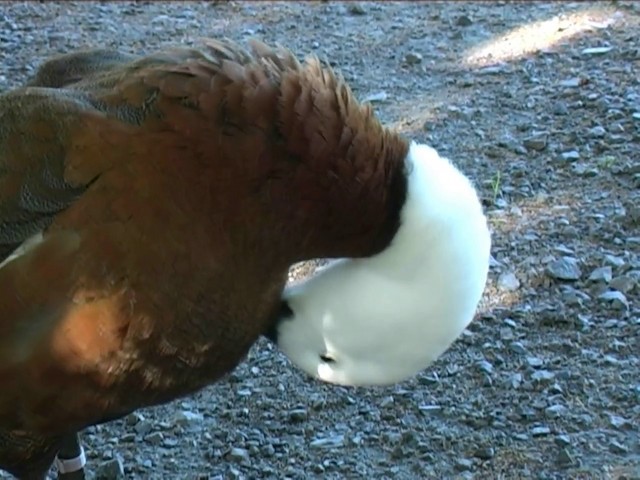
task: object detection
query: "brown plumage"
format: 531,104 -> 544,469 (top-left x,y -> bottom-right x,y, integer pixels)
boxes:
0,39 -> 408,477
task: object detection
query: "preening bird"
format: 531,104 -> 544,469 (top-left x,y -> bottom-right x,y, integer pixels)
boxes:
0,38 -> 490,478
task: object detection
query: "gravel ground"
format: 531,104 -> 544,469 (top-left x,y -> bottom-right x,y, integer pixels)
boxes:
1,1 -> 639,479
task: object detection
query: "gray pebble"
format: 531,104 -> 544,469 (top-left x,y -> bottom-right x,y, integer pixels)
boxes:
228,447 -> 250,463
581,46 -> 613,56
144,432 -> 163,445
598,290 -> 629,309
510,342 -> 527,355
348,3 -> 367,15
476,359 -> 494,374
552,102 -> 569,115
610,275 -> 636,293
288,408 -> 308,423
173,410 -> 204,427
544,405 -> 567,418
523,136 -> 547,151
556,448 -> 574,466
604,254 -> 626,268
310,435 -> 345,449
134,420 -> 153,436
473,447 -> 495,460
404,52 -> 423,65
527,357 -> 544,368
609,415 -> 632,430
531,426 -> 551,437
531,370 -> 556,383
498,271 -> 520,291
95,458 -> 125,480
608,440 -> 629,454
560,150 -> 580,161
454,458 -> 474,471
547,257 -> 582,281
455,15 -> 473,26
588,266 -> 612,283
125,412 -> 144,426
588,125 -> 607,138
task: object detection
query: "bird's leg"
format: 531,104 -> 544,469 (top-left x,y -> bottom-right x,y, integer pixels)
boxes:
54,432 -> 86,480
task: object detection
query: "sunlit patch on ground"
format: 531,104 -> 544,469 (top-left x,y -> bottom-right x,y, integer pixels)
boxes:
463,7 -> 625,67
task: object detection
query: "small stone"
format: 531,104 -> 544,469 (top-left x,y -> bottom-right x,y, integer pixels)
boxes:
561,286 -> 590,306
588,125 -> 607,138
228,447 -> 250,463
454,458 -> 474,471
572,163 -> 599,177
604,254 -> 626,268
162,438 -> 179,448
510,342 -> 527,355
125,412 -> 144,426
556,448 -> 574,466
418,404 -> 443,415
547,257 -> 582,281
588,266 -> 612,283
545,405 -> 567,418
262,444 -> 275,457
560,150 -> 580,162
531,426 -> 551,437
362,91 -> 388,103
473,447 -> 495,460
498,271 -> 520,291
173,410 -> 204,427
523,136 -> 547,151
310,435 -> 344,449
509,373 -> 523,389
633,112 -> 640,121
404,52 -> 423,65
598,290 -> 629,309
134,420 -> 153,435
503,318 -> 518,328
559,77 -> 582,88
476,360 -> 494,374
500,327 -> 514,340
549,383 -> 564,395
610,275 -> 636,293
603,354 -> 620,365
348,3 -> 366,14
527,357 -> 544,368
401,431 -> 417,446
608,440 -> 629,454
581,46 -> 613,55
455,15 -> 473,26
144,432 -> 163,445
531,370 -> 556,383
552,102 -> 569,115
554,435 -> 571,447
603,319 -> 621,328
95,458 -> 125,480
288,408 -> 308,422
380,396 -> 394,408
609,415 -> 632,430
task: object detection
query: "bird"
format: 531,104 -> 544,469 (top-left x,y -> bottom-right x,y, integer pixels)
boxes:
0,38 -> 490,478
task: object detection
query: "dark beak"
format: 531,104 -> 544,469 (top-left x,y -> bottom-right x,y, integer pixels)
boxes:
263,300 -> 294,343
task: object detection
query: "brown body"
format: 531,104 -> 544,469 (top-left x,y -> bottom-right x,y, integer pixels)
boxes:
0,39 -> 408,476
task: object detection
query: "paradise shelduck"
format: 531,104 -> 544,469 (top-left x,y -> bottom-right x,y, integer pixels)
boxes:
0,38 -> 490,479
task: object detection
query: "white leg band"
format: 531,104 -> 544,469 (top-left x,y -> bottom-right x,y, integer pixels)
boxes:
54,446 -> 86,474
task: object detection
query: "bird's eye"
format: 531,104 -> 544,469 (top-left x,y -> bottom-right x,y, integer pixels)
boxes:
319,353 -> 336,364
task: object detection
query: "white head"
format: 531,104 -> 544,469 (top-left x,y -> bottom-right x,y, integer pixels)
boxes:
269,142 -> 491,386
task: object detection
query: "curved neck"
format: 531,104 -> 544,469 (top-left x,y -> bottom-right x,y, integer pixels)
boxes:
269,66 -> 411,262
